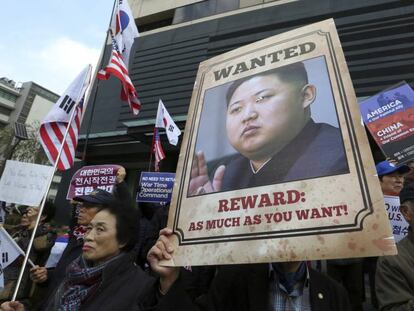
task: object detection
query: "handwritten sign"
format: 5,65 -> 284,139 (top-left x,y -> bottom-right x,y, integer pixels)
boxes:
0,160 -> 54,206
66,165 -> 121,200
136,172 -> 175,203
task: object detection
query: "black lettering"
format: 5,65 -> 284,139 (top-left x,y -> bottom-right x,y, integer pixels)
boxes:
214,66 -> 233,81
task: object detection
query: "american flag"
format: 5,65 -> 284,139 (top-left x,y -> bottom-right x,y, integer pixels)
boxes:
97,36 -> 141,115
152,127 -> 165,172
39,65 -> 92,171
97,0 -> 141,115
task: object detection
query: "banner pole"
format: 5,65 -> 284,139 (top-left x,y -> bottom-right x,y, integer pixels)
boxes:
11,82 -> 88,301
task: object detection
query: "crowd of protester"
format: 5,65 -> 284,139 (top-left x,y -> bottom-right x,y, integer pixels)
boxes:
0,161 -> 413,310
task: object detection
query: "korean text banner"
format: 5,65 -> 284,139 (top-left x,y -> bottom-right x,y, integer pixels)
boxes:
359,82 -> 414,165
66,164 -> 121,199
164,19 -> 396,266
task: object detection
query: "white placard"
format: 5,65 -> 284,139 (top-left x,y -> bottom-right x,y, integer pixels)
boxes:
0,160 -> 54,206
384,195 -> 409,243
0,205 -> 5,224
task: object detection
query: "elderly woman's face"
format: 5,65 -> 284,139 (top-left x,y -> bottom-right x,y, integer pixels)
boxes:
226,74 -> 307,161
20,207 -> 39,228
83,210 -> 121,264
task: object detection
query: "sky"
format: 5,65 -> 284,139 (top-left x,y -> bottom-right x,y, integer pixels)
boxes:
0,1 -> 115,95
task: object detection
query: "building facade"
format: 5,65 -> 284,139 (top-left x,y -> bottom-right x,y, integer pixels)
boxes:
53,0 -> 414,222
0,78 -> 59,128
0,78 -> 21,128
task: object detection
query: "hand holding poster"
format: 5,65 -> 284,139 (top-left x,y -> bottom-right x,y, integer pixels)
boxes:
66,164 -> 121,199
164,19 -> 396,266
360,82 -> 414,165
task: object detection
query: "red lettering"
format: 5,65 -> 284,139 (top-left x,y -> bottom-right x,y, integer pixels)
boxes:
264,213 -> 273,223
218,199 -> 229,212
189,221 -> 204,231
321,207 -> 332,217
332,205 -> 343,216
188,222 -> 196,231
230,197 -> 241,211
243,216 -> 253,225
311,208 -> 322,219
258,193 -> 272,207
206,219 -> 217,230
296,209 -> 310,220
253,214 -> 261,224
287,190 -> 301,204
272,192 -> 286,205
241,195 -> 258,209
224,217 -> 240,227
283,211 -> 292,221
273,212 -> 283,222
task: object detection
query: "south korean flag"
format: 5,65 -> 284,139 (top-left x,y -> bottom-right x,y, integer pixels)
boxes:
0,227 -> 24,269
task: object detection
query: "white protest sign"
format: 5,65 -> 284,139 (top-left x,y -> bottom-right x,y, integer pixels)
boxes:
384,195 -> 409,243
0,240 -> 3,289
0,160 -> 54,206
0,204 -> 5,224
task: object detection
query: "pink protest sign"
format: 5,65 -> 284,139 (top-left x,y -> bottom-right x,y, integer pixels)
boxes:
66,165 -> 121,199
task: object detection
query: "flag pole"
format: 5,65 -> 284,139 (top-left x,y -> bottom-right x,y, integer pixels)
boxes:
148,127 -> 156,171
11,73 -> 90,301
82,0 -> 117,161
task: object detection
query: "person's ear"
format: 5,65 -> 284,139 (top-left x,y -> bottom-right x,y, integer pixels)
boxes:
301,84 -> 316,109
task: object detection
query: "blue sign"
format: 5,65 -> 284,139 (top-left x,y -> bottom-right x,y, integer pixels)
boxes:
136,172 -> 175,203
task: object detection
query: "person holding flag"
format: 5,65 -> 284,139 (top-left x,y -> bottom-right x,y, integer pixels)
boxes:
5,65 -> 93,304
0,203 -> 55,304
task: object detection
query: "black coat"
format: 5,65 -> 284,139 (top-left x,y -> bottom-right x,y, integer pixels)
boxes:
79,253 -> 155,311
47,235 -> 83,291
42,253 -> 154,311
153,264 -> 351,311
211,120 -> 349,192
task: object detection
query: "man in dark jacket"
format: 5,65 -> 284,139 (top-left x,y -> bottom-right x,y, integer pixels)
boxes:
147,228 -> 351,311
375,184 -> 414,310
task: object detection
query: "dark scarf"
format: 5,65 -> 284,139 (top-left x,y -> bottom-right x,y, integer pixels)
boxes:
272,262 -> 307,294
57,253 -> 122,311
